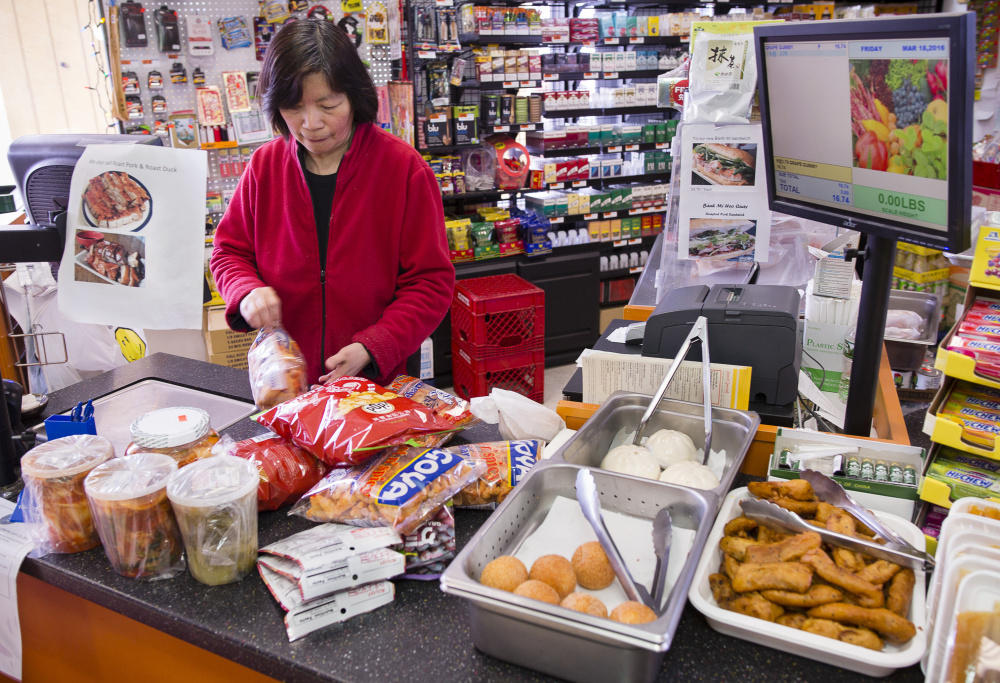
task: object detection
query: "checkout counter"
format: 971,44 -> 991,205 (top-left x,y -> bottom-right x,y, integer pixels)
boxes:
7,351 -> 925,683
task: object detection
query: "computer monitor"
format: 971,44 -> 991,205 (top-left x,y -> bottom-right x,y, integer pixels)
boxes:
755,12 -> 975,253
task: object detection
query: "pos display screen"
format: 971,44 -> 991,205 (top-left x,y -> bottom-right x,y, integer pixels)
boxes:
754,13 -> 975,252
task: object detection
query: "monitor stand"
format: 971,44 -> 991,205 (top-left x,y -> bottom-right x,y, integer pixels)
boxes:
843,233 -> 897,436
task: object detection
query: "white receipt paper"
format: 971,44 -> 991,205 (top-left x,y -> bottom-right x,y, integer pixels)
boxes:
513,495 -> 696,611
0,497 -> 34,680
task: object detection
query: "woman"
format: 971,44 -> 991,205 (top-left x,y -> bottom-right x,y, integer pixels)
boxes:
210,20 -> 455,386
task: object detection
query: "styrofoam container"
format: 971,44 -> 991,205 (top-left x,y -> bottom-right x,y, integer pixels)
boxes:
688,487 -> 928,678
925,541 -> 1000,654
928,568 -> 1000,683
950,497 -> 1000,520
923,553 -> 1000,679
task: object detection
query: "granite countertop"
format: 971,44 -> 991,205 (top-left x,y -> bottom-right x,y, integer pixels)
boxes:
21,353 -> 925,683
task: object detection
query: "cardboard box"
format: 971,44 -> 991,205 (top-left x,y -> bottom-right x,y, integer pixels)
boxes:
600,306 -> 626,333
208,348 -> 250,370
204,306 -> 255,355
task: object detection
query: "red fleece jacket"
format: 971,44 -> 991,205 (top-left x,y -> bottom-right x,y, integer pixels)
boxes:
209,123 -> 455,385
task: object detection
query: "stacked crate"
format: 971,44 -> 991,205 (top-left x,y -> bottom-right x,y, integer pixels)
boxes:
450,274 -> 545,402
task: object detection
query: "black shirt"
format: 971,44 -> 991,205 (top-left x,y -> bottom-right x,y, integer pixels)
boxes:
302,166 -> 337,260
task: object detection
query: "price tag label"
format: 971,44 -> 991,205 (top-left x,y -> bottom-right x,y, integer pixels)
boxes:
580,40 -> 595,47
629,37 -> 644,44
625,144 -> 639,151
521,124 -> 536,130
417,51 -> 436,59
521,80 -> 535,87
604,72 -> 618,79
435,0 -> 453,5
584,213 -> 598,220
613,239 -> 627,248
656,142 -> 669,150
550,216 -> 564,224
584,72 -> 598,79
544,74 -> 558,80
629,209 -> 640,215
629,238 -> 643,245
603,212 -> 618,219
608,146 -> 622,153
572,180 -> 587,187
549,182 -> 565,189
503,81 -> 517,88
630,266 -> 643,273
604,38 -> 617,45
494,125 -> 510,132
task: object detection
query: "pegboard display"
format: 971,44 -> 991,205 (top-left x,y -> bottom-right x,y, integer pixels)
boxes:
105,0 -> 397,208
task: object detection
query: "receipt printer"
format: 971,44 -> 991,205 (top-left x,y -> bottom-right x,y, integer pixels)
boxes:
642,284 -> 801,405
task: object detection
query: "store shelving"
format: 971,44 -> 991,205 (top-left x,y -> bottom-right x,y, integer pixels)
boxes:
458,33 -> 684,47
461,69 -> 665,90
543,105 -> 663,119
539,141 -> 671,157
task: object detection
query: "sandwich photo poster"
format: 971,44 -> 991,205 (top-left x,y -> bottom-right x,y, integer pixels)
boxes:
678,122 -> 771,263
58,142 -> 208,329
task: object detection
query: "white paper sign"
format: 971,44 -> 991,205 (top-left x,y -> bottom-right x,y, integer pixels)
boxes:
58,143 -> 208,329
0,498 -> 33,680
678,123 -> 770,264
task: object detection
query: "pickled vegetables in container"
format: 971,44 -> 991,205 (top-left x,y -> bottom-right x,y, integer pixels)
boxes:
21,434 -> 114,554
166,454 -> 259,585
84,452 -> 185,580
126,406 -> 220,467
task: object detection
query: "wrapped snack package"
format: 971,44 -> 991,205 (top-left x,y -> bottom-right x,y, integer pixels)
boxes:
166,455 -> 259,585
219,434 -> 329,511
84,453 -> 186,580
292,445 -> 486,535
247,326 -> 308,410
125,406 -> 220,467
446,440 -> 541,509
256,376 -> 458,466
386,375 -> 481,434
395,504 -> 456,578
21,434 -> 114,554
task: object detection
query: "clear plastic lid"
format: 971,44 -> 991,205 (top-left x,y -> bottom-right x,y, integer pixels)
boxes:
84,452 -> 178,501
166,454 -> 259,508
21,434 -> 114,479
130,407 -> 211,449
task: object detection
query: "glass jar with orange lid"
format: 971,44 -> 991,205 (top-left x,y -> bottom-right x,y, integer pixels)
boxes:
125,406 -> 219,467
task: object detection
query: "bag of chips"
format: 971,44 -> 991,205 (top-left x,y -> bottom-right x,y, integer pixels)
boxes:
256,376 -> 459,466
386,375 -> 481,433
247,326 -> 308,411
291,445 -> 485,535
447,440 -> 542,509
218,434 -> 329,511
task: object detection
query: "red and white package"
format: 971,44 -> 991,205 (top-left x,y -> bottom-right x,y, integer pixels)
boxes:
946,336 -> 1000,379
957,322 -> 1000,341
255,376 -> 459,466
218,434 -> 329,511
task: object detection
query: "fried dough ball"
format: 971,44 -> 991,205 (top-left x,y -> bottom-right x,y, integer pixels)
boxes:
480,555 -> 528,592
513,579 -> 560,605
572,541 -> 615,590
530,554 -> 577,599
610,601 -> 658,624
561,592 -> 608,618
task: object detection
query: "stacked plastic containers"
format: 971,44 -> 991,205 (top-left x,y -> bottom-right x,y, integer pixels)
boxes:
450,274 -> 545,402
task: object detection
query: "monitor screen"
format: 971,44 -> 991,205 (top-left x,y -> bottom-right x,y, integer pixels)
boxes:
755,13 -> 974,252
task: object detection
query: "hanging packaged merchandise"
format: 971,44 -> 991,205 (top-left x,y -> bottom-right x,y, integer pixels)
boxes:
453,105 -> 479,145
414,6 -> 437,48
307,4 -> 331,20
253,18 -> 276,61
151,95 -> 167,114
153,6 -> 181,52
487,134 -> 530,190
125,95 -> 144,119
685,23 -> 772,124
196,86 -> 226,126
124,123 -> 150,135
153,119 -> 169,137
246,72 -> 260,98
338,15 -> 363,48
427,62 -> 450,107
448,57 -> 466,87
461,145 -> 498,191
423,108 -> 452,147
192,67 -> 206,85
122,71 -> 140,95
260,0 -> 290,23
187,15 -> 214,56
168,110 -> 199,149
366,1 -> 388,44
222,71 -> 252,113
657,56 -> 690,112
147,70 -> 163,90
169,61 -> 187,84
218,16 -> 253,49
288,0 -> 308,10
120,1 -> 148,48
436,9 -> 460,51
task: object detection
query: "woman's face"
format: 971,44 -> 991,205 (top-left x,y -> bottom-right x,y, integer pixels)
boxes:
280,72 -> 354,162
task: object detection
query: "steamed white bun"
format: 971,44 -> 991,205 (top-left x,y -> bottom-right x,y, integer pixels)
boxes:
645,429 -> 697,468
600,445 -> 661,480
658,460 -> 720,490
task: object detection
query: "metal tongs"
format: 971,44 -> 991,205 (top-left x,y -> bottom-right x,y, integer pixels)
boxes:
631,315 -> 713,464
575,469 -> 655,609
739,496 -> 934,572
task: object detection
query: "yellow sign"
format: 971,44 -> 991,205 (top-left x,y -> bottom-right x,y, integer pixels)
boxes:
774,157 -> 852,183
115,328 -> 146,362
341,0 -> 363,13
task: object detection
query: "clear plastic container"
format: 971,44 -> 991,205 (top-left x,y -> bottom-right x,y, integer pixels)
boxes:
21,434 -> 114,554
125,406 -> 219,467
166,454 -> 259,585
84,452 -> 185,580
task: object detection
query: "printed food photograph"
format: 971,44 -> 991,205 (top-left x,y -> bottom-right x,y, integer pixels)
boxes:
692,143 -> 757,186
689,218 -> 756,260
82,171 -> 152,231
849,58 -> 948,178
74,231 -> 146,287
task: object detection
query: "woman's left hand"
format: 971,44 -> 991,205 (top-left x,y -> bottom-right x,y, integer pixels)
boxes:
318,343 -> 372,384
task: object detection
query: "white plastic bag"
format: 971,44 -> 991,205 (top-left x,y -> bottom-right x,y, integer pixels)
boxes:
470,389 -> 565,443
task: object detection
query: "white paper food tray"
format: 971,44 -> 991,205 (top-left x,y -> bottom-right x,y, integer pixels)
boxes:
688,487 -> 927,678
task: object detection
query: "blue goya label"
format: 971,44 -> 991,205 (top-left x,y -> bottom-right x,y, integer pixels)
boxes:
374,448 -> 462,507
454,439 -> 539,487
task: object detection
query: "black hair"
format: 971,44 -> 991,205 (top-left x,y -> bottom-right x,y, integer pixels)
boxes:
257,20 -> 378,137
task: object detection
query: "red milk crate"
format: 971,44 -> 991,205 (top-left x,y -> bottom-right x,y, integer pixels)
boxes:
451,342 -> 544,403
451,274 -> 545,357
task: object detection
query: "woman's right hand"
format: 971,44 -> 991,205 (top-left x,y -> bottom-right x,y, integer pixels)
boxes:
240,286 -> 282,329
